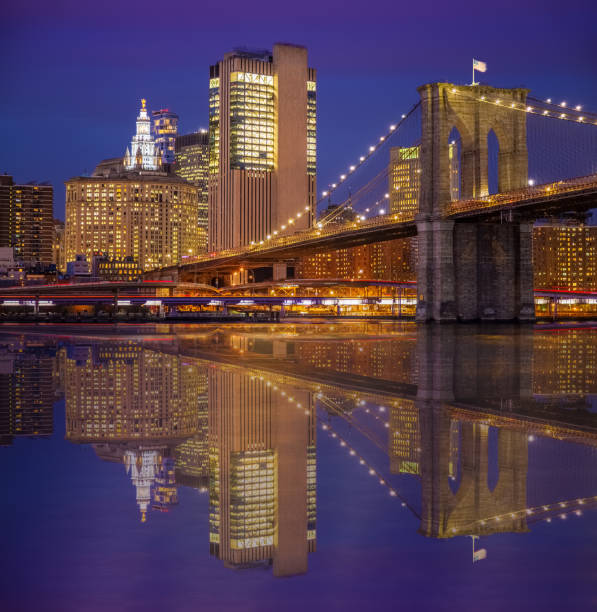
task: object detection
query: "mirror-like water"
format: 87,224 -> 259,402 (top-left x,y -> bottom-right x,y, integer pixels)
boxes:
2,322 -> 596,611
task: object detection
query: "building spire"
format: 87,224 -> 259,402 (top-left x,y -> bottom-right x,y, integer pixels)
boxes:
124,98 -> 158,171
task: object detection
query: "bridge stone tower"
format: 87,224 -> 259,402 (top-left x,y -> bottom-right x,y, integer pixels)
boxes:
416,83 -> 535,322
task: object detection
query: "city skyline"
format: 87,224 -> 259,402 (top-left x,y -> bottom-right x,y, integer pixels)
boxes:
2,0 -> 595,222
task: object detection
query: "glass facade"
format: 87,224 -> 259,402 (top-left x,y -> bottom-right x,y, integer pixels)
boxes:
389,143 -> 459,218
175,132 -> 209,253
229,72 -> 275,171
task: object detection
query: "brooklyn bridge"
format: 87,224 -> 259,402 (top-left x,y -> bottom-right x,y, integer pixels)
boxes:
144,81 -> 597,322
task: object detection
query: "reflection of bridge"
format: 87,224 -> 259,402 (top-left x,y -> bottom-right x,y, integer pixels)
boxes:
12,325 -> 593,573
139,327 -> 596,547
146,82 -> 597,322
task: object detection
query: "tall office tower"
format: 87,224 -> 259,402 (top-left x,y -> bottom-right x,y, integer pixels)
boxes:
208,44 -> 317,251
388,142 -> 459,219
124,99 -> 160,171
0,343 -> 54,446
152,109 -> 179,165
65,162 -> 200,271
389,146 -> 420,220
175,131 -> 210,253
533,223 -> 597,291
208,366 -> 316,576
0,175 -> 53,265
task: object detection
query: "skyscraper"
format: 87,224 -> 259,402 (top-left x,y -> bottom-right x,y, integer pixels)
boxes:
124,99 -> 160,171
175,131 -> 209,252
208,44 -> 316,251
389,142 -> 459,219
152,109 -> 179,165
0,175 -> 53,265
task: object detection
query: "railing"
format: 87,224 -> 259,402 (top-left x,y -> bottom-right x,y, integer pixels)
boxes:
444,173 -> 597,215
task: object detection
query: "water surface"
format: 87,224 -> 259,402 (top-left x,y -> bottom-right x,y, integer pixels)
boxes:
2,322 -> 596,611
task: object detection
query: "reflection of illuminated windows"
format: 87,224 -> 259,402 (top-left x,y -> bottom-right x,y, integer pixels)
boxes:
389,400 -> 420,475
209,446 -> 220,545
307,445 -> 316,541
229,450 -> 276,550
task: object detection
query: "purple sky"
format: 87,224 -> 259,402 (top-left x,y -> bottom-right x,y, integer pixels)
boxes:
1,0 -> 596,220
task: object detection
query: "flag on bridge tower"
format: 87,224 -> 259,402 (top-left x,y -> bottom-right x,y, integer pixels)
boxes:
472,59 -> 487,85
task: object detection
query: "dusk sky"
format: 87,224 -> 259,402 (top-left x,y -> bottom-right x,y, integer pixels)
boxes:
2,0 -> 596,219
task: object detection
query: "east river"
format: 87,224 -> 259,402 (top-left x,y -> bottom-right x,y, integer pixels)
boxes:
2,321 -> 596,611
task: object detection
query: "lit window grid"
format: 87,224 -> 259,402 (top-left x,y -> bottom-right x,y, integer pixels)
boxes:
65,180 -> 200,271
229,79 -> 275,171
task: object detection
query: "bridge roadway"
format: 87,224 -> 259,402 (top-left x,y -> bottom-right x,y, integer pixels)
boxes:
145,174 -> 597,279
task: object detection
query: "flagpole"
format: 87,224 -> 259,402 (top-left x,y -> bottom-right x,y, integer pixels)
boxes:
472,60 -> 476,86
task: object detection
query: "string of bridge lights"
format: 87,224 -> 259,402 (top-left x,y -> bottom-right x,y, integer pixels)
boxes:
451,496 -> 597,535
245,102 -> 421,249
320,103 -> 420,203
451,87 -> 597,125
242,370 -> 410,506
318,417 -> 418,515
192,364 -> 597,537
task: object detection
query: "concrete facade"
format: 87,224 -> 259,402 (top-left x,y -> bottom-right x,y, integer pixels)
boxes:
416,83 -> 534,321
208,45 -> 316,252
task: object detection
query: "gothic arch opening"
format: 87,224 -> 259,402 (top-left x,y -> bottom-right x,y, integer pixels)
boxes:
487,426 -> 499,492
448,419 -> 462,495
448,127 -> 462,201
487,129 -> 500,195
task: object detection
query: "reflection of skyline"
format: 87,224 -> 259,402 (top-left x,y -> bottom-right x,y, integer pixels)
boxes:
3,324 -> 596,574
0,339 -> 55,446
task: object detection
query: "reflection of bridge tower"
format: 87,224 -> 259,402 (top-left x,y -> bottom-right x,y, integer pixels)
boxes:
208,367 -> 316,576
418,410 -> 529,538
415,324 -> 530,537
416,83 -> 534,322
